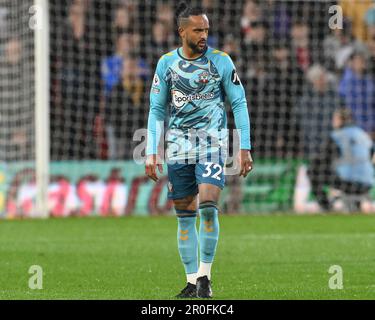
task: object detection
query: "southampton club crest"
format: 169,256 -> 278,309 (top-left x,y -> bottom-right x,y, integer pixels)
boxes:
198,71 -> 209,84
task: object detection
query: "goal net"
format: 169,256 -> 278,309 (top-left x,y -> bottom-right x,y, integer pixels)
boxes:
0,0 -> 35,162
2,0 -> 375,217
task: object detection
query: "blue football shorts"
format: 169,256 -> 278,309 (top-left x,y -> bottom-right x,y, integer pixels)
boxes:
167,156 -> 226,200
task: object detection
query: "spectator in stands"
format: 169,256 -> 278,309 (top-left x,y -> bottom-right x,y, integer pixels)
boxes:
0,38 -> 32,161
368,27 -> 375,78
261,0 -> 291,39
201,0 -> 220,48
265,42 -> 305,157
113,6 -> 132,35
149,20 -> 170,72
55,0 -> 101,159
101,32 -> 149,98
291,20 -> 312,72
2,37 -> 21,64
307,107 -> 374,211
244,58 -> 269,157
241,20 -> 270,79
0,4 -> 9,46
365,5 -> 375,75
323,20 -> 366,72
296,64 -> 342,159
365,4 -> 375,29
222,33 -> 243,71
338,50 -> 375,138
156,2 -> 174,32
340,0 -> 373,42
241,0 -> 263,38
106,53 -> 148,160
242,21 -> 270,101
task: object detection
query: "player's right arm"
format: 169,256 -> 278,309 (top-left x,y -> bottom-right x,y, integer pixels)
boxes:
145,57 -> 169,181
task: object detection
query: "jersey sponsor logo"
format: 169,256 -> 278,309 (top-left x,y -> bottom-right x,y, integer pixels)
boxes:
171,90 -> 215,108
231,69 -> 241,85
153,74 -> 160,86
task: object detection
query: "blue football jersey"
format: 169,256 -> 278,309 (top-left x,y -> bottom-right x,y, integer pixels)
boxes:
147,46 -> 251,162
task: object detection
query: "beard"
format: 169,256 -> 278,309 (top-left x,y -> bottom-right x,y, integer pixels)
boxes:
186,38 -> 207,54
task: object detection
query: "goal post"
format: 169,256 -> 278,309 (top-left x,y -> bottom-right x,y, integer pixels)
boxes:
34,0 -> 50,218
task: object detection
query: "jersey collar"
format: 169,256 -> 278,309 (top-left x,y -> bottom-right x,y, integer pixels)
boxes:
177,46 -> 208,61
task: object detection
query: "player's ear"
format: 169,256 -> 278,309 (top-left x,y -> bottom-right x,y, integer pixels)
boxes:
178,26 -> 185,39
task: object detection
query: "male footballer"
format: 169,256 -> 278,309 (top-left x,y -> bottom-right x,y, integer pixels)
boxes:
145,3 -> 253,298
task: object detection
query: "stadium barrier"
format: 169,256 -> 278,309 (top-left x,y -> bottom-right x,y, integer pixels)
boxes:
2,160 -> 375,219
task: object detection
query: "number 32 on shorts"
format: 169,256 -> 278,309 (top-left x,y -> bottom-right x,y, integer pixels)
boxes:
202,162 -> 223,180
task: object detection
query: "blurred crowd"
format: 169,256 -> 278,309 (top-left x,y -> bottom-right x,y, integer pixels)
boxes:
1,0 -> 375,162
0,1 -> 34,161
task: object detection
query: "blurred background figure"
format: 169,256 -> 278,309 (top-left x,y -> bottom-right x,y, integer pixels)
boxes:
365,4 -> 375,78
149,20 -> 170,71
339,50 -> 375,139
365,3 -> 375,39
0,3 -> 8,43
323,19 -> 366,72
200,0 -> 220,48
241,0 -> 263,38
340,0 -> 374,42
261,0 -> 291,39
101,32 -> 149,98
155,2 -> 175,32
296,64 -> 341,159
307,107 -> 374,212
106,52 -> 148,160
0,38 -> 33,161
113,5 -> 132,35
222,33 -> 243,75
290,20 -> 312,72
242,20 -> 270,71
264,42 -> 305,158
52,0 -> 101,160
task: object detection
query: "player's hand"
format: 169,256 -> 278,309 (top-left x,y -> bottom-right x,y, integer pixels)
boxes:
145,154 -> 163,182
238,149 -> 253,178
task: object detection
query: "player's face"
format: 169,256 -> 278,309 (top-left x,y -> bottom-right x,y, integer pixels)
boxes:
181,15 -> 209,54
332,112 -> 342,129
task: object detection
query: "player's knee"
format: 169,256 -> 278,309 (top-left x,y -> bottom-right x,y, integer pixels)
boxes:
198,185 -> 221,204
177,216 -> 196,229
199,201 -> 218,220
174,195 -> 197,212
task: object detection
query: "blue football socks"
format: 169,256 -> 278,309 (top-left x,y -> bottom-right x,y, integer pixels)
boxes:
198,202 -> 220,263
176,211 -> 199,281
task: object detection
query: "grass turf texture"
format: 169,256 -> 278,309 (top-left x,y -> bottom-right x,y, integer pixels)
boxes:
0,214 -> 374,300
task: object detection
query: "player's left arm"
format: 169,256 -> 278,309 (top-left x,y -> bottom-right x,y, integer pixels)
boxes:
221,54 -> 253,177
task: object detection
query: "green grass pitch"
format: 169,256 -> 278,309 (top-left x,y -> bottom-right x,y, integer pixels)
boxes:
0,214 -> 374,299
